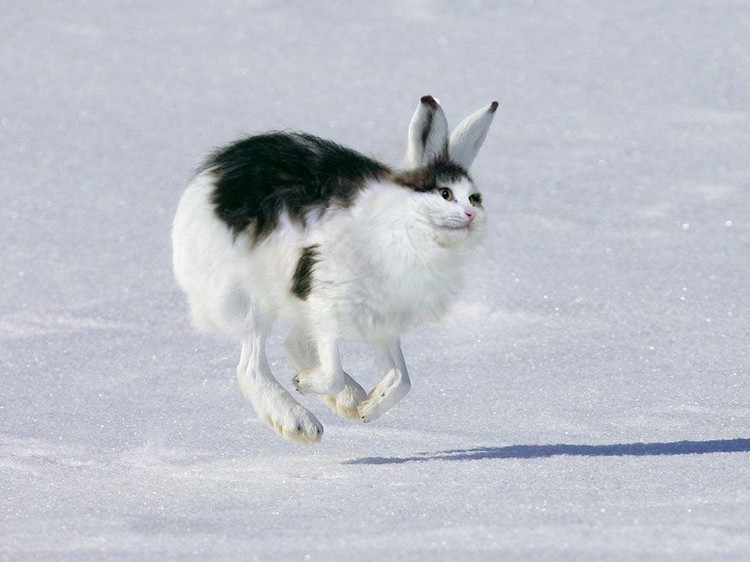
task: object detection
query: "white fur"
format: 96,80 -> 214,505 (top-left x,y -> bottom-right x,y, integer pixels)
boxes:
448,101 -> 499,169
406,96 -> 450,167
172,97 -> 496,443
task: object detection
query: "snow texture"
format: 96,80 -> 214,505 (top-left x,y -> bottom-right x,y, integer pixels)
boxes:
2,1 -> 749,560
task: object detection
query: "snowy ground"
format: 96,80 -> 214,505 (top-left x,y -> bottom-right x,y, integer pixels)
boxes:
2,1 -> 750,560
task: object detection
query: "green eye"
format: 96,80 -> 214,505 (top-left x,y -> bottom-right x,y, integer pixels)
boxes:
469,193 -> 483,206
439,188 -> 453,201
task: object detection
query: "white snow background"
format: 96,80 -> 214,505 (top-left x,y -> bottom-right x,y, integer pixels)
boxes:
2,1 -> 749,560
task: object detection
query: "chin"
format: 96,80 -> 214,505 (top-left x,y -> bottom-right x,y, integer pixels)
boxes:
433,224 -> 478,248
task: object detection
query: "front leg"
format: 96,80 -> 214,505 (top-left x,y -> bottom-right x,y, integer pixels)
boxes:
358,339 -> 412,423
285,324 -> 366,419
291,328 -> 346,396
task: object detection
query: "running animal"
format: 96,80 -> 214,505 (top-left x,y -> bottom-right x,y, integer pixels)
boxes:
172,95 -> 498,443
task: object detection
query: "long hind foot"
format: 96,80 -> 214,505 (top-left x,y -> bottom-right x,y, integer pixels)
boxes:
236,322 -> 324,445
253,396 -> 324,444
320,374 -> 367,420
238,356 -> 324,444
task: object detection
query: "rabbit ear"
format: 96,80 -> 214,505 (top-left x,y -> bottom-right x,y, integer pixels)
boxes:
448,101 -> 499,169
405,95 -> 449,167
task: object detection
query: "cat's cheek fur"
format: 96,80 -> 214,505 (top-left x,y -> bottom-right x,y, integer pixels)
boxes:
411,190 -> 487,249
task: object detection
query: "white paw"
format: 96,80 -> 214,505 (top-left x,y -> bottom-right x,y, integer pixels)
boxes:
292,368 -> 344,396
357,369 -> 410,423
320,375 -> 367,420
256,403 -> 324,444
357,396 -> 382,423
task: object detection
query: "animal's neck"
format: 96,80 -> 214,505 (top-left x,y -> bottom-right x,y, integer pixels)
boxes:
354,191 -> 469,321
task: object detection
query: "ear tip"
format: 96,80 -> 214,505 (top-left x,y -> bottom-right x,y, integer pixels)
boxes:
489,101 -> 499,113
420,95 -> 439,109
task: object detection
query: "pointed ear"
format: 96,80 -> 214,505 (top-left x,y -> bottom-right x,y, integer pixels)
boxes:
405,95 -> 449,167
448,101 -> 498,169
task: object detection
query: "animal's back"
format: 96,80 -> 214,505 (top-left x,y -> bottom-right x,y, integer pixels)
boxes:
205,132 -> 390,240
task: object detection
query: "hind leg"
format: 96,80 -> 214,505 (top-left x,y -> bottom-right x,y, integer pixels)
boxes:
237,319 -> 323,444
285,324 -> 366,420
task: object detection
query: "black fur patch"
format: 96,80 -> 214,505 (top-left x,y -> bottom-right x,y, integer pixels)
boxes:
204,132 -> 391,240
420,109 -> 434,147
292,244 -> 320,300
392,159 -> 471,193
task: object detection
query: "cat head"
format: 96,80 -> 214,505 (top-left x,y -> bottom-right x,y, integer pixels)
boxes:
396,95 -> 498,248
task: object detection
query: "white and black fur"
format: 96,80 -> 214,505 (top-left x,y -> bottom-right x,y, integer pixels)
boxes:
172,96 -> 498,444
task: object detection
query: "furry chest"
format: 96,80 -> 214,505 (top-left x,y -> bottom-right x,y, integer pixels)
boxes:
335,270 -> 453,340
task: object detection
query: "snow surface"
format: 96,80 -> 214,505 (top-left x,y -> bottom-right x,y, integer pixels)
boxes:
2,1 -> 750,560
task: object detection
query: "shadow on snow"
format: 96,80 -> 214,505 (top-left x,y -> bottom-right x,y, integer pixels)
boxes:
343,438 -> 750,465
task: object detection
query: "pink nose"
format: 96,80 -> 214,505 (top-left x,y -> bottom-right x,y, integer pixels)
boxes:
464,209 -> 476,222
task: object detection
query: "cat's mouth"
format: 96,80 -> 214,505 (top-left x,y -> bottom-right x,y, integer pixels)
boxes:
429,218 -> 482,247
437,223 -> 471,231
